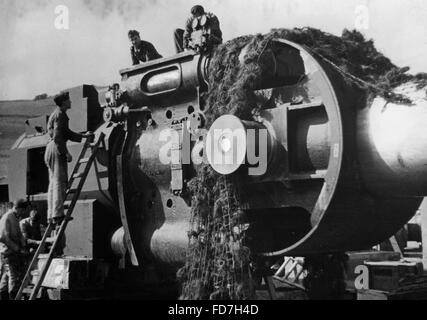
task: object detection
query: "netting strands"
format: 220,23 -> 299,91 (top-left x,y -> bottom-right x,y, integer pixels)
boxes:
178,172 -> 252,300
179,27 -> 427,300
268,27 -> 427,104
178,34 -> 271,301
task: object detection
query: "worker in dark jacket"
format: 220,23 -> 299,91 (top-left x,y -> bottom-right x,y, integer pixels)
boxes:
45,92 -> 92,224
128,30 -> 162,65
0,199 -> 28,300
174,5 -> 223,53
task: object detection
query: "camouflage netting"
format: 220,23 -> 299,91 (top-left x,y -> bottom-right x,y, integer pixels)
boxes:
178,172 -> 252,300
178,27 -> 427,300
269,28 -> 427,103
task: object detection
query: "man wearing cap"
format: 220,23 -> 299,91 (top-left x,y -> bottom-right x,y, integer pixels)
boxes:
0,199 -> 28,299
174,5 -> 223,53
45,92 -> 92,226
128,30 -> 162,65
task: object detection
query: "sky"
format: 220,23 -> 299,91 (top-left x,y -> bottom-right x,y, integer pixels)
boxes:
0,0 -> 426,100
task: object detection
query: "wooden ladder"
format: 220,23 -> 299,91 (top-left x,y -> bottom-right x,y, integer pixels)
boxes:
16,133 -> 105,300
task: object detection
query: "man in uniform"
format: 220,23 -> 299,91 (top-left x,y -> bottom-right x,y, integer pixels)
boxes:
20,207 -> 43,252
128,30 -> 163,65
174,5 -> 223,53
45,92 -> 92,226
0,199 -> 28,299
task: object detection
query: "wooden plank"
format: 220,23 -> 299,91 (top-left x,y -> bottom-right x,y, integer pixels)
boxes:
389,236 -> 403,255
264,276 -> 277,300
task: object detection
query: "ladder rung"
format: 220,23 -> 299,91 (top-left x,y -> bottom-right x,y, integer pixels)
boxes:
23,287 -> 34,294
97,171 -> 109,179
63,200 -> 74,209
56,216 -> 74,223
79,157 -> 90,164
72,172 -> 85,179
67,189 -> 78,195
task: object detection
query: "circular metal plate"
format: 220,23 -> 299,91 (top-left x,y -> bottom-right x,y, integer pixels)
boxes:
206,115 -> 247,175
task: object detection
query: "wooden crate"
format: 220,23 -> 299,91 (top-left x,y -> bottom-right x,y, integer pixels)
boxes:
346,251 -> 401,289
365,260 -> 423,292
31,256 -> 108,290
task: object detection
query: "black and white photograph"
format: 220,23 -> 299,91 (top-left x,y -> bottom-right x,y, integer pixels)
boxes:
0,0 -> 427,306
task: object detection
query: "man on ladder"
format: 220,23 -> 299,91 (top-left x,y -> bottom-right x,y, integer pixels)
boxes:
45,91 -> 93,251
16,92 -> 101,300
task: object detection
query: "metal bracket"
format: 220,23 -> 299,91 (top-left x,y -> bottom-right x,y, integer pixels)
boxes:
116,154 -> 139,266
170,121 -> 191,195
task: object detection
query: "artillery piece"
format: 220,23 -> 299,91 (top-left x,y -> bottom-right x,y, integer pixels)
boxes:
8,36 -> 427,296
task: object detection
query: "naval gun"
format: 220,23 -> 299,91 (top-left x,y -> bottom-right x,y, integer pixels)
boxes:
103,39 -> 427,269
8,38 -> 427,290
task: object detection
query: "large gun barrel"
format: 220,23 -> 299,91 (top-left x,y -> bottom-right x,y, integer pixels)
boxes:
106,38 -> 427,266
10,37 -> 426,277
